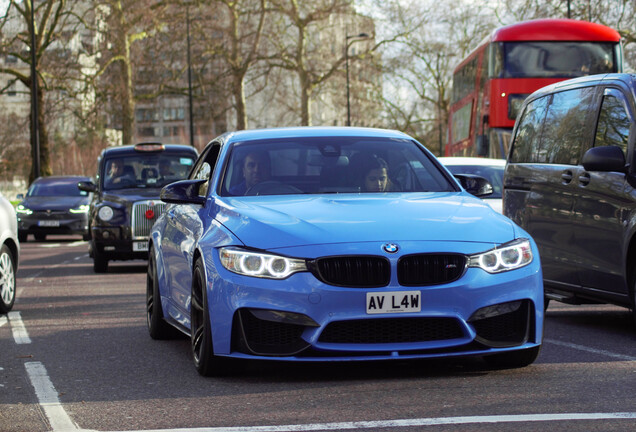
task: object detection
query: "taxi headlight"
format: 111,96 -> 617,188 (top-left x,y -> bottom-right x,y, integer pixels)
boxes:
97,206 -> 114,221
16,204 -> 33,215
70,204 -> 90,214
219,247 -> 307,279
468,239 -> 533,273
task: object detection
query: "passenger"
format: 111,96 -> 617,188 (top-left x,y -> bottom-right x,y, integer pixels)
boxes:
352,153 -> 393,192
229,151 -> 271,195
158,160 -> 175,182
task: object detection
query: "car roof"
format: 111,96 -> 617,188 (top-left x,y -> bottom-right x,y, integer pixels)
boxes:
526,73 -> 636,102
218,126 -> 412,144
438,157 -> 506,167
34,175 -> 92,183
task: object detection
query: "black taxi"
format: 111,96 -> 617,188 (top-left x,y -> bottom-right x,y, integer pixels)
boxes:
79,143 -> 197,272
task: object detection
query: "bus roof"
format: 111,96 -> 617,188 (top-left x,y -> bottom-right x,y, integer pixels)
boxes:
452,18 -> 621,73
491,19 -> 620,42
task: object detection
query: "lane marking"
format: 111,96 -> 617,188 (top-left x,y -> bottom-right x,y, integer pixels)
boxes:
25,362 -> 79,431
105,412 -> 636,432
22,253 -> 90,283
8,311 -> 31,344
545,338 -> 636,361
39,241 -> 86,249
0,315 -> 7,327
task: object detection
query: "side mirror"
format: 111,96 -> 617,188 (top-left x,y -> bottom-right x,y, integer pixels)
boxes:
454,174 -> 493,198
160,179 -> 207,205
582,145 -> 626,173
78,181 -> 97,193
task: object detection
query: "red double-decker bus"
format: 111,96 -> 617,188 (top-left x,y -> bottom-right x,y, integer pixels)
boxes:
446,18 -> 622,159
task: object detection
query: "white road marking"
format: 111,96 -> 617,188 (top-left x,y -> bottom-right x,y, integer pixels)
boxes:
25,362 -> 80,431
0,315 -> 7,327
8,311 -> 31,344
38,241 -> 86,249
104,412 -> 636,432
545,338 -> 636,361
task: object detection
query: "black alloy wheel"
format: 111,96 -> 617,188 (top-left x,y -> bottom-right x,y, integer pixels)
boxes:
631,272 -> 636,329
191,258 -> 228,376
146,247 -> 175,339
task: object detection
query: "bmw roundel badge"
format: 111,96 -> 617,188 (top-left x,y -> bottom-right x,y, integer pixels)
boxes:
382,243 -> 399,254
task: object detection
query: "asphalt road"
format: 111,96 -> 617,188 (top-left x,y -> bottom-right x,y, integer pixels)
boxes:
2,237 -> 636,432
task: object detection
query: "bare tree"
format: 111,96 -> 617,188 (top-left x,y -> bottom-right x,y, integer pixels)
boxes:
195,0 -> 268,130
376,0 -> 494,153
265,0 -> 362,126
90,0 -> 172,145
0,0 -> 87,181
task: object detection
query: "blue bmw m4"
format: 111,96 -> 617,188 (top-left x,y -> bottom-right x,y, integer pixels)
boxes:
147,127 -> 543,376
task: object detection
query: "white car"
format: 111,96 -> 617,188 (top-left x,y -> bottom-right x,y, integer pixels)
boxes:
0,191 -> 19,313
438,157 -> 505,214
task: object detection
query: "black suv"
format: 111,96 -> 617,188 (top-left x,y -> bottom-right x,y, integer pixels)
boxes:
79,143 -> 197,272
505,73 -> 636,323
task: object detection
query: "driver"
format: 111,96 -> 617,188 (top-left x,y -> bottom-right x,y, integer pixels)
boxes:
104,158 -> 134,188
229,151 -> 271,195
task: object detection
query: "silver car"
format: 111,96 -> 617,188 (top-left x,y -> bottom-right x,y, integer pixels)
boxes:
0,191 -> 19,313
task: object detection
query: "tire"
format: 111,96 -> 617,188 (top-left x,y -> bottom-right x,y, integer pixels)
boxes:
93,246 -> 108,273
191,258 -> 228,376
0,245 -> 16,314
483,345 -> 541,370
18,232 -> 27,243
631,275 -> 636,329
146,247 -> 175,339
34,233 -> 46,241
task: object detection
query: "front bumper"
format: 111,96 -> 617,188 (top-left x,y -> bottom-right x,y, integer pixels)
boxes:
91,225 -> 148,261
205,252 -> 544,362
18,213 -> 88,236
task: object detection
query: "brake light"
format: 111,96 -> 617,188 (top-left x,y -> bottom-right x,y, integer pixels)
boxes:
134,143 -> 164,152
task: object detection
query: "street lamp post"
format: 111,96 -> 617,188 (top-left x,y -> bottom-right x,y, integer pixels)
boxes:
345,32 -> 369,126
186,7 -> 194,148
29,0 -> 40,179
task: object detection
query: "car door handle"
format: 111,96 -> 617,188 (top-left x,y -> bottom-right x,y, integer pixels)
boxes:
578,172 -> 590,186
561,170 -> 573,184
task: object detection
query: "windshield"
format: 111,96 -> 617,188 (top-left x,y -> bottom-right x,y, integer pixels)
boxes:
103,153 -> 195,191
28,180 -> 88,197
501,41 -> 617,78
221,136 -> 455,196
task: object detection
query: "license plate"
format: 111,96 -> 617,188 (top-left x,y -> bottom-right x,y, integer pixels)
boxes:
133,241 -> 148,252
38,220 -> 59,227
366,291 -> 421,314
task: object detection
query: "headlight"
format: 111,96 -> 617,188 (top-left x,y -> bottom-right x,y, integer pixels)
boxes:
219,247 -> 307,279
16,204 -> 33,215
70,204 -> 90,214
468,239 -> 533,273
97,206 -> 114,221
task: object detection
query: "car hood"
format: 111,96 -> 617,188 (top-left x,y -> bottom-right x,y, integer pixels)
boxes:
215,193 -> 517,250
102,189 -> 162,205
21,196 -> 89,210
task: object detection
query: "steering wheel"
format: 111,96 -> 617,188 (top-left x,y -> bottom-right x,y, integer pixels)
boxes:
245,181 -> 302,196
